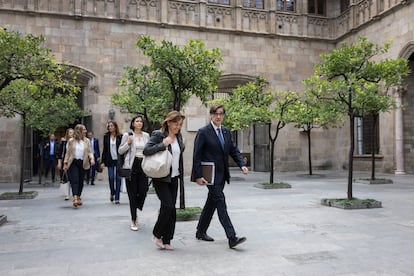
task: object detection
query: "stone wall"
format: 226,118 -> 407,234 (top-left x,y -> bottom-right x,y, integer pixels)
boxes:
1,0 -> 413,182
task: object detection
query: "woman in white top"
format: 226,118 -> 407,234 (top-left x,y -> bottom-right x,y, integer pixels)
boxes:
118,115 -> 150,231
63,124 -> 94,208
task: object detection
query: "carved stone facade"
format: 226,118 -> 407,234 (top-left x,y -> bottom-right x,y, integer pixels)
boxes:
1,0 -> 413,182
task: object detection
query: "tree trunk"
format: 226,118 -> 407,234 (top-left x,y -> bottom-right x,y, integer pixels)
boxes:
348,113 -> 355,200
307,128 -> 313,175
268,123 -> 274,183
19,114 -> 26,194
370,114 -> 378,180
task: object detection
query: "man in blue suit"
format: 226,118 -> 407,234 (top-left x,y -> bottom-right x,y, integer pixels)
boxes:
192,104 -> 249,249
44,133 -> 59,183
86,131 -> 100,185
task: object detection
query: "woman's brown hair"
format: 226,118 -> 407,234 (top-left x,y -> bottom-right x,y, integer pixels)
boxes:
161,111 -> 185,132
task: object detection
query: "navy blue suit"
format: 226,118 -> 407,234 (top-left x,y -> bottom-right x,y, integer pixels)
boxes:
44,139 -> 60,182
192,123 -> 245,239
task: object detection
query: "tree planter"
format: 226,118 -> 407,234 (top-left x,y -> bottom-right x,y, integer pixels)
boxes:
0,214 -> 7,226
0,191 -> 38,200
354,178 -> 393,184
176,207 -> 202,221
321,198 -> 382,209
254,182 -> 292,189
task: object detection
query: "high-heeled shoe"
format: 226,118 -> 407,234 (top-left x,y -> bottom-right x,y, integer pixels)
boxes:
77,197 -> 83,206
130,220 -> 138,231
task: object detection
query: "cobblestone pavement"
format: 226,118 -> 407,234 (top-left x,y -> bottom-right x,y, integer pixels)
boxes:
1,170 -> 414,276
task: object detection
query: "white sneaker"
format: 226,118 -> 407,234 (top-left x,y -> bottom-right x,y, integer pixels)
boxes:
130,220 -> 138,231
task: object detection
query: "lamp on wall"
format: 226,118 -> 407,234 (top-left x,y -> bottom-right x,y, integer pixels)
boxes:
108,108 -> 115,121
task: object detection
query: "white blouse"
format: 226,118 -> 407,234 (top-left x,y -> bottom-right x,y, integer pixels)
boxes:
170,138 -> 180,178
110,137 -> 118,160
74,141 -> 85,160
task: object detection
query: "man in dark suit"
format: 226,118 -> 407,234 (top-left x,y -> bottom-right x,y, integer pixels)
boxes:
192,103 -> 249,249
44,133 -> 60,183
86,131 -> 100,185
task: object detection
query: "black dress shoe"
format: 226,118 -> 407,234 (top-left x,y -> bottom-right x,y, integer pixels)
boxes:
228,236 -> 246,249
196,232 -> 214,242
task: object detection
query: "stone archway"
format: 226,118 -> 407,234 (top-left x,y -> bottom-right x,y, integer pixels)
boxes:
396,42 -> 414,174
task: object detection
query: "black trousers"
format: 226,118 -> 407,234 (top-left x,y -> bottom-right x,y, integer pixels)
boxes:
68,159 -> 85,197
197,180 -> 236,239
153,176 -> 178,244
126,157 -> 148,221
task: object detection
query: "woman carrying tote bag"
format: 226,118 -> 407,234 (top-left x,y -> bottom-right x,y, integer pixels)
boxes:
143,111 -> 185,250
118,115 -> 150,231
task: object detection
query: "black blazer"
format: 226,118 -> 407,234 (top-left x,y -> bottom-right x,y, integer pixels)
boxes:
192,123 -> 245,184
101,134 -> 122,167
143,130 -> 185,183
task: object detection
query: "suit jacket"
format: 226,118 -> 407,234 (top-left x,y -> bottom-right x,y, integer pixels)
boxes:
192,123 -> 245,184
101,134 -> 122,167
63,137 -> 94,170
118,131 -> 150,169
143,130 -> 185,183
90,137 -> 100,159
43,139 -> 60,160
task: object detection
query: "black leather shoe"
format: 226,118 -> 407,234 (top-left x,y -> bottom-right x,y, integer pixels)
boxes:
196,232 -> 214,242
228,236 -> 246,249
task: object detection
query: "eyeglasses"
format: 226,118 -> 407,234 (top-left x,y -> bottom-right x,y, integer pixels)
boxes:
211,112 -> 225,117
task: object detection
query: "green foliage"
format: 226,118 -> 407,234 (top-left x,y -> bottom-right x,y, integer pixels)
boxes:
212,76 -> 298,183
113,66 -> 171,130
289,88 -> 344,131
212,76 -> 274,130
310,37 -> 409,117
306,36 -> 409,199
176,206 -> 202,220
114,35 -> 222,127
0,28 -> 84,136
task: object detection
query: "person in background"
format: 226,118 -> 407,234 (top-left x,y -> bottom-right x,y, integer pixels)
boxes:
118,115 -> 150,231
86,131 -> 100,186
143,111 -> 185,250
44,133 -> 60,183
192,103 -> 249,249
57,128 -> 74,200
63,124 -> 95,208
101,121 -> 122,204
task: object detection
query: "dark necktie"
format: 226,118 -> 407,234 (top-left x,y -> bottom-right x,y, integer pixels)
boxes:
217,128 -> 224,150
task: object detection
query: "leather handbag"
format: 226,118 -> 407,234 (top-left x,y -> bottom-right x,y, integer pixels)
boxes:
141,150 -> 172,178
118,168 -> 131,179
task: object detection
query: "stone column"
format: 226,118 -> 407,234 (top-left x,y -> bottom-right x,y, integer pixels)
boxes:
394,86 -> 406,174
160,0 -> 168,24
199,0 -> 207,28
74,0 -> 82,17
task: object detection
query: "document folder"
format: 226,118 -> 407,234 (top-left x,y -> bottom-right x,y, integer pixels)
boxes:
200,162 -> 215,185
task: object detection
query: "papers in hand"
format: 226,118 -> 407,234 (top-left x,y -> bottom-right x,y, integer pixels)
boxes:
200,162 -> 215,185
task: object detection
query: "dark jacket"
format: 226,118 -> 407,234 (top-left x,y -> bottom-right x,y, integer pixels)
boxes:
192,123 -> 245,184
101,134 -> 122,167
143,130 -> 185,183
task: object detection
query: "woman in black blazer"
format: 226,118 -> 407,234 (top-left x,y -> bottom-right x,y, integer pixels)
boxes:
101,121 -> 122,204
143,111 -> 185,250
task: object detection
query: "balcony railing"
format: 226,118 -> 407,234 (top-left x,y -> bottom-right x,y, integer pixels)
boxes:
0,0 -> 408,41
